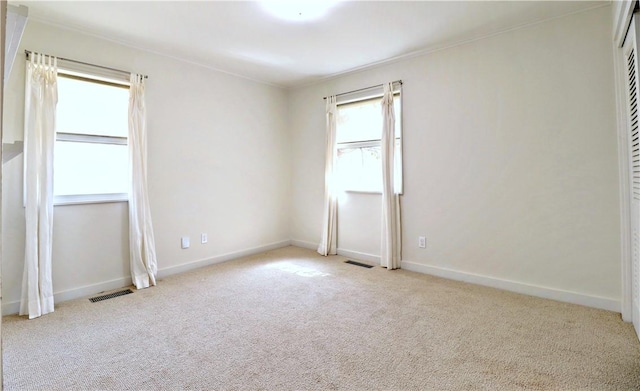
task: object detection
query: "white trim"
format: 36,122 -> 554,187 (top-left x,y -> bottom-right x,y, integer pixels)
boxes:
2,240 -> 292,316
54,193 -> 128,206
343,190 -> 382,195
58,62 -> 130,85
290,239 -> 317,250
297,3 -> 610,90
157,240 -> 291,278
337,248 -> 380,265
2,275 -> 133,315
337,140 -> 381,149
401,260 -> 620,313
614,23 -> 634,322
290,241 -> 382,265
614,1 -> 636,48
29,4 -> 608,90
624,17 -> 640,335
28,16 -> 285,90
335,85 -> 401,106
2,241 -> 620,315
57,132 -> 127,145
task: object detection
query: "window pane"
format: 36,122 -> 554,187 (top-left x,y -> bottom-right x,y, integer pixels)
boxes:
335,92 -> 402,193
336,98 -> 383,144
336,145 -> 382,192
336,94 -> 401,144
54,141 -> 128,196
336,141 -> 402,193
57,76 -> 129,137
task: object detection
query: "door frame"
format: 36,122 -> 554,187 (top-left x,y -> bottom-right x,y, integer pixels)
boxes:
614,1 -> 640,328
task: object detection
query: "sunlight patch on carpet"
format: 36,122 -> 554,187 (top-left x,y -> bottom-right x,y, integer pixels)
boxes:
269,262 -> 331,278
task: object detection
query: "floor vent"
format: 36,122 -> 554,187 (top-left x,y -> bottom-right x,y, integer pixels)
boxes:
345,260 -> 374,268
89,289 -> 133,303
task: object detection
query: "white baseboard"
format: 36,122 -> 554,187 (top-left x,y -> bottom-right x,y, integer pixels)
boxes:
2,276 -> 133,316
290,239 -> 317,250
2,240 -> 292,316
7,241 -> 616,316
337,248 -> 380,265
290,240 -> 382,265
401,260 -> 621,313
158,240 -> 291,278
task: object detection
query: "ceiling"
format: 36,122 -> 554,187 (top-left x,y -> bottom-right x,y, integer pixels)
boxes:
12,1 -> 609,88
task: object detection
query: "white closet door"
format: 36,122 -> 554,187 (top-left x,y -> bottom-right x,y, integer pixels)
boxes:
623,15 -> 640,337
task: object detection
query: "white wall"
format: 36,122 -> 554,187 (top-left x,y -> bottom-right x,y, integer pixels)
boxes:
2,20 -> 291,313
289,6 -> 622,310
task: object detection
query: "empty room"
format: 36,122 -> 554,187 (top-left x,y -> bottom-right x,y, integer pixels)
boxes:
1,0 -> 640,389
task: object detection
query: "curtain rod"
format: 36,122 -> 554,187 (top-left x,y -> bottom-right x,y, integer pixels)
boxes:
323,80 -> 402,100
25,50 -> 148,79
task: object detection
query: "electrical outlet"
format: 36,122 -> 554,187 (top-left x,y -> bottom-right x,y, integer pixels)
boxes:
418,236 -> 426,248
201,233 -> 208,244
181,237 -> 190,249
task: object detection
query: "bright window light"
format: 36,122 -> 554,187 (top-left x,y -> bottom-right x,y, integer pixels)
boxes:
260,1 -> 340,22
54,141 -> 128,196
54,73 -> 130,204
335,94 -> 402,193
57,76 -> 128,137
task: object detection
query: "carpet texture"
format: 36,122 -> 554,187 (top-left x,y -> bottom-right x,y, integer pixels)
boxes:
3,246 -> 640,390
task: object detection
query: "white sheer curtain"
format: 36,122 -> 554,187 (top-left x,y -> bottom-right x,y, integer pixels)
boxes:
318,96 -> 338,256
381,82 -> 401,269
128,74 -> 158,289
20,54 -> 57,319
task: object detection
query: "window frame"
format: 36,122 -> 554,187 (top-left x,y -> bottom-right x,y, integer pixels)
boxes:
52,69 -> 130,206
334,88 -> 403,194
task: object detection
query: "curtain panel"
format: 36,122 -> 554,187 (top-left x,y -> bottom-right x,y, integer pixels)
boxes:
128,74 -> 158,289
20,54 -> 58,319
318,96 -> 338,256
381,82 -> 402,269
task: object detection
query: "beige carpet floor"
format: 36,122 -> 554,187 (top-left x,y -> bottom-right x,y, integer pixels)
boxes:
3,246 -> 640,390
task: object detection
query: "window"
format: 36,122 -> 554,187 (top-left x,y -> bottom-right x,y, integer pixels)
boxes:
335,91 -> 402,193
53,70 -> 130,204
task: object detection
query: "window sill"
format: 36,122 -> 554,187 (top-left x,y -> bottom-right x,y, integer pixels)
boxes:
54,193 -> 128,206
342,190 -> 404,196
344,189 -> 382,195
